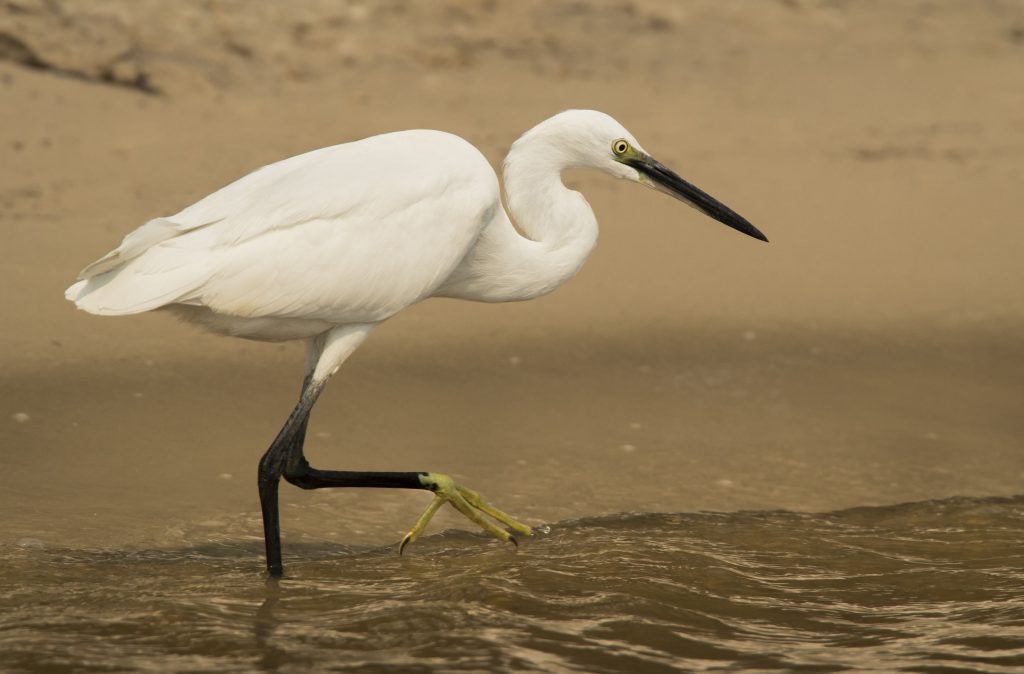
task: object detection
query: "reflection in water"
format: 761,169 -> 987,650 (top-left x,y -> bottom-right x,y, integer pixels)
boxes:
255,580 -> 287,673
3,495 -> 1024,673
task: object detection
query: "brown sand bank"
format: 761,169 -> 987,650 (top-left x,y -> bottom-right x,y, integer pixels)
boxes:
1,1 -> 1022,549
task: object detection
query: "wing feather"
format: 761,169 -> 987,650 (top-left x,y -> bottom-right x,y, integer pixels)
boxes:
67,130 -> 498,323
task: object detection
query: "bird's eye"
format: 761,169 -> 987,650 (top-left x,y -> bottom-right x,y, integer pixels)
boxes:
612,139 -> 630,155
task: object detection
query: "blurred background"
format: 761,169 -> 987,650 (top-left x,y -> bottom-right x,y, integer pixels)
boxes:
3,2 -> 1024,672
2,0 -> 1023,556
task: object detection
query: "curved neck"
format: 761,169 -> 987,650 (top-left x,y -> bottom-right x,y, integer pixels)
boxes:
437,134 -> 599,303
504,140 -> 596,251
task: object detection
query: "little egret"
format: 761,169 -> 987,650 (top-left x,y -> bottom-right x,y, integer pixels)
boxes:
66,110 -> 767,576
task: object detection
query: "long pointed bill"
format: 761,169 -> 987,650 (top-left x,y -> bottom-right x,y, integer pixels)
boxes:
627,155 -> 768,242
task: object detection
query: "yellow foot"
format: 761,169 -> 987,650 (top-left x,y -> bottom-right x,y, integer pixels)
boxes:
398,472 -> 533,554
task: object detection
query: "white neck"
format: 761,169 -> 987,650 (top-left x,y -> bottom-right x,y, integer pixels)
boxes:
436,127 -> 599,303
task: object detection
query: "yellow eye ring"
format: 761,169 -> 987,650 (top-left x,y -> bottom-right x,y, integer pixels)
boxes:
612,139 -> 630,155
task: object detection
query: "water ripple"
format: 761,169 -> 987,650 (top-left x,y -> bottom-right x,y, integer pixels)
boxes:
2,495 -> 1023,672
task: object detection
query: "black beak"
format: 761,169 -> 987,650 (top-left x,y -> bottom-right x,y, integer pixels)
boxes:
627,155 -> 768,242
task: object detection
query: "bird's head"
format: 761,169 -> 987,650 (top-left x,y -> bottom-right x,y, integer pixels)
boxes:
530,110 -> 768,242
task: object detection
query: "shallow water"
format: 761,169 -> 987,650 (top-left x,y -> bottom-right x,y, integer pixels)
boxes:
4,495 -> 1023,673
3,331 -> 1022,672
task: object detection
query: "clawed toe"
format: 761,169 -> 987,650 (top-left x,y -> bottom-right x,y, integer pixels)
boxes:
398,472 -> 532,554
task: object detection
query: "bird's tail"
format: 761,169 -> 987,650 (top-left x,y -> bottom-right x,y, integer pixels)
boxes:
66,217 -> 207,316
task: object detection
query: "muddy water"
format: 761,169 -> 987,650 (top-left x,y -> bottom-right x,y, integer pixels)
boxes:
2,329 -> 1023,672
3,498 -> 1024,673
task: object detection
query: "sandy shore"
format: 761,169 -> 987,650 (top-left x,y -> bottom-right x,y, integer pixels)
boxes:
1,1 -> 1022,549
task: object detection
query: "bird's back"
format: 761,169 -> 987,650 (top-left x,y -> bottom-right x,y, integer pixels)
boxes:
66,130 -> 501,339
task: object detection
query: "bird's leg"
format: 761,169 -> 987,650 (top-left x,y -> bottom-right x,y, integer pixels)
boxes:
257,376 -> 323,578
261,403 -> 534,575
280,453 -> 533,556
258,380 -> 530,574
258,327 -> 532,576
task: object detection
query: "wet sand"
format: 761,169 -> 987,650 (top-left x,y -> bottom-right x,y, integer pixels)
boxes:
2,1 -> 1024,671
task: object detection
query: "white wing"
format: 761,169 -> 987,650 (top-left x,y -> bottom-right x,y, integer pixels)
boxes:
67,130 -> 499,324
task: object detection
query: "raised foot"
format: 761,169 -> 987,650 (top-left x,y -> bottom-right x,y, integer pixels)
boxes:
399,472 -> 533,554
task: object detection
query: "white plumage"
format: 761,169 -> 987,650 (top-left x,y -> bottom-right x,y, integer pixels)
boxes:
67,129 -> 499,336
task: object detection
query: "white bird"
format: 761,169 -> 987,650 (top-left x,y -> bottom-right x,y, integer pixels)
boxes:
66,109 -> 766,577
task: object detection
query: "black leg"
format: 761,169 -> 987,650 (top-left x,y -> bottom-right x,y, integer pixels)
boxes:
257,473 -> 284,577
257,380 -> 323,577
256,378 -> 432,577
284,465 -> 428,490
